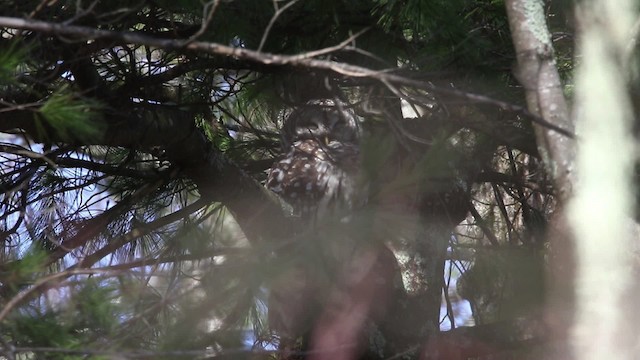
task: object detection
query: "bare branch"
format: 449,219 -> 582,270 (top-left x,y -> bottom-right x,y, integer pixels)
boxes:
185,0 -> 221,44
468,202 -> 500,246
258,0 -> 300,52
0,16 -> 575,138
70,197 -> 208,269
45,170 -> 176,265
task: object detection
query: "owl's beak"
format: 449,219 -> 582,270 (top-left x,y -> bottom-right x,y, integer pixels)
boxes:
324,135 -> 329,145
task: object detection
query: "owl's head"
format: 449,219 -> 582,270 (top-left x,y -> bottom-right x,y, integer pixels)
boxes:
282,99 -> 360,148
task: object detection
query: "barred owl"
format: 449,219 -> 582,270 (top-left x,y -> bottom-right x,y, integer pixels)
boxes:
265,99 -> 365,358
266,99 -> 363,222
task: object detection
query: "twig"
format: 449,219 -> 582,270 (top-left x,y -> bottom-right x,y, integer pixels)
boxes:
70,197 -> 208,269
491,183 -> 518,244
467,202 -> 500,246
185,0 -> 221,44
443,261 -> 456,330
0,268 -> 124,324
0,144 -> 58,168
258,0 -> 300,52
9,345 -> 275,359
380,78 -> 435,145
90,247 -> 248,271
287,26 -> 372,61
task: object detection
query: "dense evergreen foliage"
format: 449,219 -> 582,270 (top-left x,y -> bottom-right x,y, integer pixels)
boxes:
0,1 -> 596,359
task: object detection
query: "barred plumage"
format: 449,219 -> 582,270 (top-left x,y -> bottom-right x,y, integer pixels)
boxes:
266,100 -> 363,221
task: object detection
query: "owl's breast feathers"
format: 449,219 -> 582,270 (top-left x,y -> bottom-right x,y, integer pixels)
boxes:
266,139 -> 363,220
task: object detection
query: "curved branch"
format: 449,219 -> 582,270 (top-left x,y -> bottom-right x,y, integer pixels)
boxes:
0,16 -> 575,138
71,197 -> 209,269
0,98 -> 291,248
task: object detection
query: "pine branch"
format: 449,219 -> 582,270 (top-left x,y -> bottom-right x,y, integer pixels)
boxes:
0,16 -> 575,138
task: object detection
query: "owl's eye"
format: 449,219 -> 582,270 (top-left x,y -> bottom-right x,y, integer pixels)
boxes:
296,122 -> 323,137
281,100 -> 360,148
